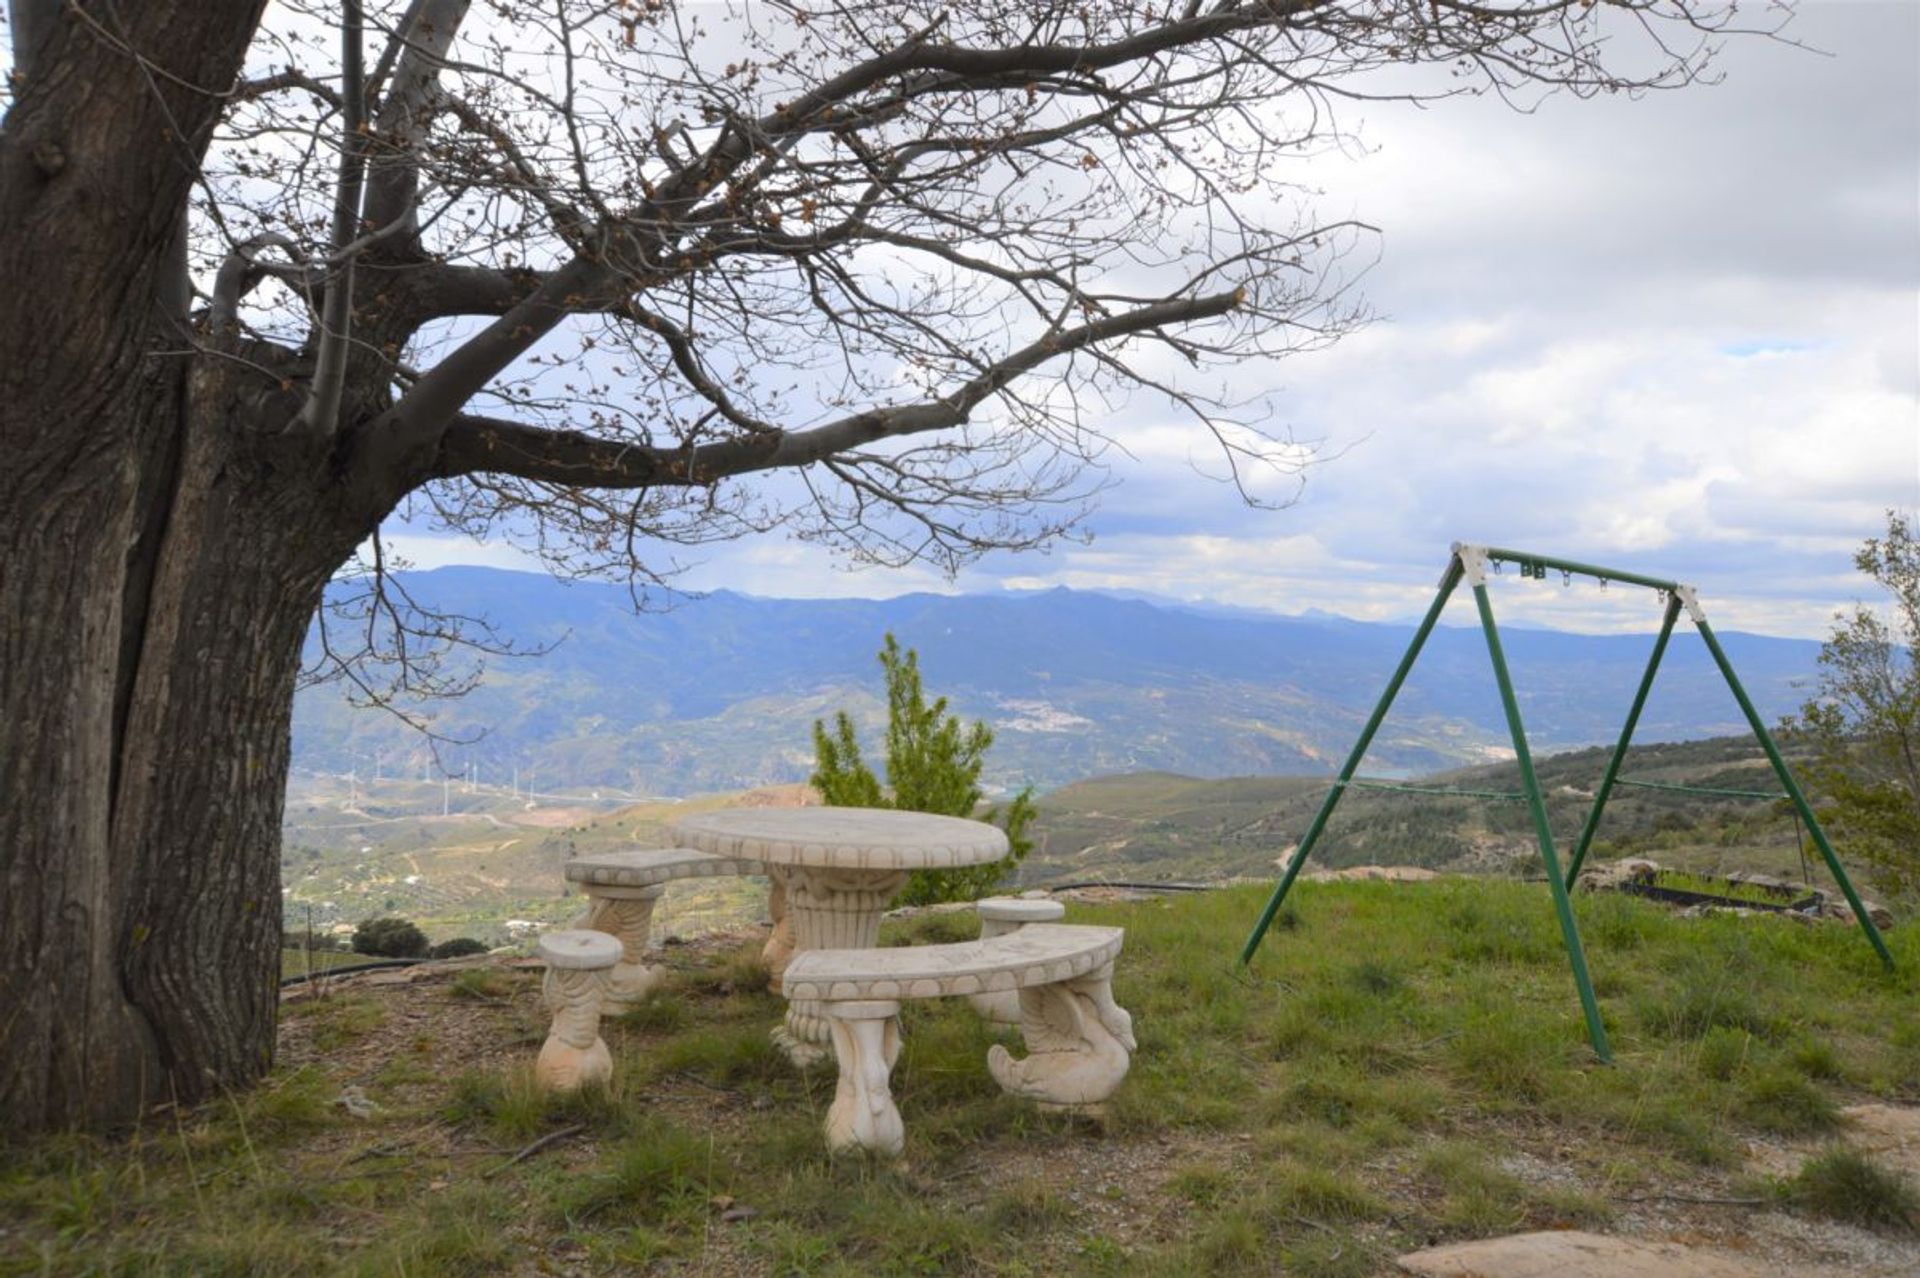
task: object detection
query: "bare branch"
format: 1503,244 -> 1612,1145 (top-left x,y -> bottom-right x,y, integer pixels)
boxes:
362,0 -> 471,239
433,288 -> 1246,486
208,232 -> 310,335
290,1 -> 369,438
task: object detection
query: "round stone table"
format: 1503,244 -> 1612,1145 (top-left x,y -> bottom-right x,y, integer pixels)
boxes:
669,807 -> 1010,1063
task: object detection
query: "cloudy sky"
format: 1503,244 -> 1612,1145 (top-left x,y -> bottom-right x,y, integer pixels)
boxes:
387,2 -> 1919,639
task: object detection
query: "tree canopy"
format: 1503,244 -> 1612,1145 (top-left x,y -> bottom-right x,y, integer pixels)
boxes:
1786,512 -> 1920,905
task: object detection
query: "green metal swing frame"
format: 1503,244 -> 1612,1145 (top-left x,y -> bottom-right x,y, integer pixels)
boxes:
1239,543 -> 1895,1064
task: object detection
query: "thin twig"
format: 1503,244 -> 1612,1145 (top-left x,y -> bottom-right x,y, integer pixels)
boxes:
484,1124 -> 586,1177
1613,1193 -> 1769,1206
669,1070 -> 746,1098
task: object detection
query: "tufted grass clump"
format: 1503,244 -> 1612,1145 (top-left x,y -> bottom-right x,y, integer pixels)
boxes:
1736,1067 -> 1841,1135
1782,1148 -> 1919,1233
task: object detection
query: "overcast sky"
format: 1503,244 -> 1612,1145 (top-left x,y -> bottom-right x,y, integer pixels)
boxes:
389,3 -> 1914,637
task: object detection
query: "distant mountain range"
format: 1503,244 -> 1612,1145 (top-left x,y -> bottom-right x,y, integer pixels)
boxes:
291,567 -> 1824,795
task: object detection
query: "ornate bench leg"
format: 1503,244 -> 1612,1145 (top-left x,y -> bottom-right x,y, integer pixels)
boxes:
778,867 -> 905,1066
987,965 -> 1135,1108
579,884 -> 667,1008
536,931 -> 619,1091
823,1000 -> 904,1156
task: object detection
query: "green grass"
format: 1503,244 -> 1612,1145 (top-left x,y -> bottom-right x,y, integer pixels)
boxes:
1645,868 -> 1811,908
279,946 -> 380,981
5,880 -> 1916,1276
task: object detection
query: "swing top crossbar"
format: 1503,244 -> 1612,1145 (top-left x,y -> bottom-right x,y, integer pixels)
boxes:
1481,546 -> 1682,594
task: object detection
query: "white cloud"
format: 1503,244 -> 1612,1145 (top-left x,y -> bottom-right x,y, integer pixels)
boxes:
394,2 -> 1919,641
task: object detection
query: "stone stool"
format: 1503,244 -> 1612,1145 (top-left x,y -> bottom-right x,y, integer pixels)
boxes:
968,896 -> 1066,1025
535,930 -> 621,1091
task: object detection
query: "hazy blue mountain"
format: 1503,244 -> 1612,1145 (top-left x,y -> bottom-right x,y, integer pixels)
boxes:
291,567 -> 1821,795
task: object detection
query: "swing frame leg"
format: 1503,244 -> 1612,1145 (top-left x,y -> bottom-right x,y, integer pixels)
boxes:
1689,611 -> 1894,970
1470,570 -> 1613,1064
1240,558 -> 1464,964
1565,594 -> 1682,888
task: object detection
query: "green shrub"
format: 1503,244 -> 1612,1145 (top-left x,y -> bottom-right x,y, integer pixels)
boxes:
431,936 -> 489,959
1696,1026 -> 1756,1081
352,916 -> 429,958
448,968 -> 513,1000
811,633 -> 1033,904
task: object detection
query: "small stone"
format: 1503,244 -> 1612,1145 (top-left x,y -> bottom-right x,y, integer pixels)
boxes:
335,1086 -> 377,1119
719,1206 -> 758,1223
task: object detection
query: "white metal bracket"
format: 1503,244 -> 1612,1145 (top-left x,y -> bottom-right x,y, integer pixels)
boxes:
1674,584 -> 1707,626
1451,542 -> 1491,588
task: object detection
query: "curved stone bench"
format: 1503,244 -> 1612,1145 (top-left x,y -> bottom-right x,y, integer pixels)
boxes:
781,923 -> 1133,1155
565,847 -> 762,1006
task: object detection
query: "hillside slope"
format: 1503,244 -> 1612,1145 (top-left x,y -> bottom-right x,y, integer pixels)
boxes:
1024,736 -> 1839,889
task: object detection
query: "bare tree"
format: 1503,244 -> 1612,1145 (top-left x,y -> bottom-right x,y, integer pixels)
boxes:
0,0 -> 1774,1129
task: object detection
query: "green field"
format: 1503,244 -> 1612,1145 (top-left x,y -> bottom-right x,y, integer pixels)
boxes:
279,947 -> 385,982
8,881 -> 1916,1275
280,773 -> 779,947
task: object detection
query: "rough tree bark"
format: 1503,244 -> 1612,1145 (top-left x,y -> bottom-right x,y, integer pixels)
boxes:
0,1 -> 362,1129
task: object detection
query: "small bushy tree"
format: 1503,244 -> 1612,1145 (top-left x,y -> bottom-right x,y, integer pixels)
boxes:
351,916 -> 430,959
1783,512 -> 1920,906
430,937 -> 489,960
813,635 -> 1035,905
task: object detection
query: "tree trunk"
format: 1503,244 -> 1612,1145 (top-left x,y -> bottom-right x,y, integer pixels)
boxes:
0,0 -> 359,1133
2,343 -> 370,1129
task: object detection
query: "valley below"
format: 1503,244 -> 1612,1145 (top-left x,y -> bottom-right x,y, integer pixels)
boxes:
283,569 -> 1850,947
282,735 -> 1850,948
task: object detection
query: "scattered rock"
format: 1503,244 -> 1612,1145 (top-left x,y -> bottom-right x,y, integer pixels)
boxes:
1679,904 -> 1816,927
1397,1230 -> 1766,1277
335,1086 -> 378,1119
1301,865 -> 1440,883
1576,858 -> 1661,892
1820,898 -> 1896,930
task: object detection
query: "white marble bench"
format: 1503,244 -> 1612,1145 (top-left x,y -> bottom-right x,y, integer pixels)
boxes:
565,847 -> 763,1006
780,923 -> 1134,1155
